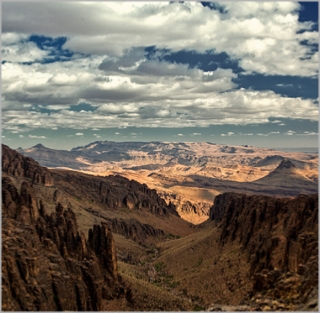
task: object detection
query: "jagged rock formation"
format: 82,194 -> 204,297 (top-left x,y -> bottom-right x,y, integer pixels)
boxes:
177,200 -> 211,216
2,176 -> 128,311
2,144 -> 188,311
209,192 -> 318,310
52,169 -> 178,217
110,218 -> 165,243
82,206 -> 166,245
2,144 -> 54,186
3,144 -> 318,311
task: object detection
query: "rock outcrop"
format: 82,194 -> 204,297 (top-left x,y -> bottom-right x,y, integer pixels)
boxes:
2,176 -> 128,311
158,191 -> 211,221
110,218 -> 165,243
209,192 -> 318,310
174,199 -> 211,217
2,144 -> 54,186
2,143 -> 185,311
52,169 -> 178,217
209,192 -> 234,223
83,206 -> 166,244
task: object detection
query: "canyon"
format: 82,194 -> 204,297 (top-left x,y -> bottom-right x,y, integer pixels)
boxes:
2,143 -> 318,311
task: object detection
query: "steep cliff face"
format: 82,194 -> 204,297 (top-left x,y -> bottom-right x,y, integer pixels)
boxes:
2,176 -> 128,311
109,175 -> 179,216
209,192 -> 234,223
2,144 -> 54,186
51,169 -> 178,217
209,192 -> 318,310
211,193 -> 318,272
110,218 -> 165,243
157,191 -> 211,225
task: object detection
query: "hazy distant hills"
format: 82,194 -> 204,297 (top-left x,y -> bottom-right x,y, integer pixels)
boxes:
18,141 -> 283,168
17,140 -> 318,224
18,140 -> 318,170
17,144 -> 85,169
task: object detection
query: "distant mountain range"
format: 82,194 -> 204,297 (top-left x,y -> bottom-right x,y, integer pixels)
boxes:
17,140 -> 318,224
18,141 -> 279,168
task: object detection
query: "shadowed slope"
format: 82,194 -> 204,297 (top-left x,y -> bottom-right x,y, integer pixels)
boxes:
254,159 -> 317,187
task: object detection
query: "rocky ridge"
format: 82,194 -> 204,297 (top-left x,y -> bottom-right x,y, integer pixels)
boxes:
51,169 -> 178,217
159,190 -> 211,218
3,143 -> 179,221
2,176 -> 129,311
209,192 -> 318,311
2,144 -> 54,186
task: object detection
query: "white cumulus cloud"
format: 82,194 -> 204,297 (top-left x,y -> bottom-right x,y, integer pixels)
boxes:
28,135 -> 46,138
2,2 -> 318,76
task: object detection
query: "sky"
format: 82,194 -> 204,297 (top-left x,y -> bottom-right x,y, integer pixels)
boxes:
1,1 -> 319,151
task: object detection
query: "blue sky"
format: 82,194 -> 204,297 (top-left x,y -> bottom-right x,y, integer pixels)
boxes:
2,2 -> 318,150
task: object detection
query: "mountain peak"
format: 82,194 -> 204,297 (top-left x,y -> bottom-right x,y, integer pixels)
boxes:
33,143 -> 46,149
276,158 -> 296,170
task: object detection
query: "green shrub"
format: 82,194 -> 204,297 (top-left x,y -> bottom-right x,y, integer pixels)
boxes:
193,304 -> 204,311
155,262 -> 165,272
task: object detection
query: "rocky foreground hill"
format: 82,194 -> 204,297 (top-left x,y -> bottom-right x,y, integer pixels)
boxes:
2,181 -> 129,310
2,144 -> 318,311
2,148 -> 131,310
209,192 -> 318,310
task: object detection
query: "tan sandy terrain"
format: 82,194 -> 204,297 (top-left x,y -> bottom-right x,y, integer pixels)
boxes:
19,141 -> 318,224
